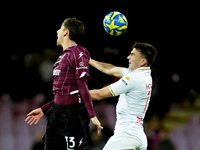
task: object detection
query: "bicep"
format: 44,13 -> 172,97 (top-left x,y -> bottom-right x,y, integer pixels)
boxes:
110,67 -> 123,78
99,86 -> 113,98
110,67 -> 131,78
109,77 -> 134,96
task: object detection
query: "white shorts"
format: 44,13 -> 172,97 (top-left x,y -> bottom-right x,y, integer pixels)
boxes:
103,130 -> 147,150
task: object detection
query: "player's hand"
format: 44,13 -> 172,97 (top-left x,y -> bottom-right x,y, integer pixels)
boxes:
25,108 -> 44,125
91,116 -> 103,136
89,58 -> 92,64
89,58 -> 94,65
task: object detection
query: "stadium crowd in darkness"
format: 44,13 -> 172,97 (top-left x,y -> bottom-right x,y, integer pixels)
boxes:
1,2 -> 199,150
1,45 -> 199,117
0,45 -> 199,150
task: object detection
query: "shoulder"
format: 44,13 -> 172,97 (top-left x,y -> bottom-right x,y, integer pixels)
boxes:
70,46 -> 89,55
122,72 -> 141,86
67,46 -> 89,61
121,67 -> 131,77
121,68 -> 141,79
67,46 -> 90,69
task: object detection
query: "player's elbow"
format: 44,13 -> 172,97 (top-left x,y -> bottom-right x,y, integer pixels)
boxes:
96,92 -> 105,100
90,87 -> 112,100
90,90 -> 105,100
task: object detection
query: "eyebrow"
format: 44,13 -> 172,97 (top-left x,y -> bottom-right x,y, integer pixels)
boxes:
130,52 -> 135,55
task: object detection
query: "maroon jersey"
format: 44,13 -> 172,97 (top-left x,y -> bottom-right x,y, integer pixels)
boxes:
41,44 -> 95,118
53,44 -> 89,94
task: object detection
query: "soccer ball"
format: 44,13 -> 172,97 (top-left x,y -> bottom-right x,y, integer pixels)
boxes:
103,11 -> 128,36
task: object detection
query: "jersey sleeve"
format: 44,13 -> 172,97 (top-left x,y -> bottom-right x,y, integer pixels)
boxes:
121,67 -> 131,77
77,76 -> 96,118
40,100 -> 54,113
108,73 -> 140,96
68,50 -> 90,80
68,48 -> 95,118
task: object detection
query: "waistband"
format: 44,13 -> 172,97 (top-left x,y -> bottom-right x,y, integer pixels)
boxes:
54,92 -> 82,105
53,90 -> 79,95
53,102 -> 84,109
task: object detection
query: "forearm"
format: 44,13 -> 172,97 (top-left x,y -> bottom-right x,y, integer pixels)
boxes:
89,86 -> 113,100
89,89 -> 102,100
77,77 -> 96,118
81,89 -> 96,118
40,100 -> 54,113
90,58 -> 122,77
90,58 -> 116,76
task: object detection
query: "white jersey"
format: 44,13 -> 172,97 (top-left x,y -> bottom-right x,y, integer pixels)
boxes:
103,67 -> 152,150
108,67 -> 152,133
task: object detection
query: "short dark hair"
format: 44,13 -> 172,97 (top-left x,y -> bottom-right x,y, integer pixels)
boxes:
62,18 -> 85,43
133,42 -> 157,66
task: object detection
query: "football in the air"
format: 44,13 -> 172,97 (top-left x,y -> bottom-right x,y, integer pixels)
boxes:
103,11 -> 128,36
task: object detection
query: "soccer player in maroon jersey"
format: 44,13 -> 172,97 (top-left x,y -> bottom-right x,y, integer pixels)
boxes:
25,18 -> 103,150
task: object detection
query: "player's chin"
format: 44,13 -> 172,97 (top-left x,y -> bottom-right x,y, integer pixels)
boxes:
128,66 -> 133,70
56,41 -> 61,46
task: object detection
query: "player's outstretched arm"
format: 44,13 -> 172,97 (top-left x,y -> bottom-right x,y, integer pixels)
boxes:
89,58 -> 122,78
25,108 -> 44,125
89,86 -> 113,100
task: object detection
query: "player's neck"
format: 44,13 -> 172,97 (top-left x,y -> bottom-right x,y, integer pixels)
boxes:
62,39 -> 76,50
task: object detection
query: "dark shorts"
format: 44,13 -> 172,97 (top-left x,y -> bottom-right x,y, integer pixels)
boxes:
43,103 -> 90,150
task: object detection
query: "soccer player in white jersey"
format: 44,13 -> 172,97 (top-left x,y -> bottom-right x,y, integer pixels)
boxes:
89,42 -> 157,150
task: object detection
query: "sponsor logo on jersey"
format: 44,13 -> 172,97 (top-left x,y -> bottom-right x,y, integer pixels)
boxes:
78,52 -> 83,59
76,66 -> 88,70
53,69 -> 61,76
79,61 -> 84,66
121,79 -> 128,85
126,76 -> 130,81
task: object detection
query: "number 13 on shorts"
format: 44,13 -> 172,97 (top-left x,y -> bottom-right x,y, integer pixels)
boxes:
65,136 -> 75,149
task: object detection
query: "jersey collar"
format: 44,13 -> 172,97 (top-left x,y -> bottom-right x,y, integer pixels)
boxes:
131,67 -> 150,72
61,43 -> 78,54
137,67 -> 150,71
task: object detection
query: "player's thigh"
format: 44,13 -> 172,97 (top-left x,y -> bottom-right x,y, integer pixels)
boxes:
103,132 -> 143,150
58,107 -> 90,149
44,121 -> 88,150
44,124 -> 66,150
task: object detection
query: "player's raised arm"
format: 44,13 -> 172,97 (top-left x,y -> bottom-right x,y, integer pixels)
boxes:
89,58 -> 122,78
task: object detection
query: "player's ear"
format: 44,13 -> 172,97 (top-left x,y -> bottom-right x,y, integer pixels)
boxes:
63,29 -> 69,37
141,58 -> 147,67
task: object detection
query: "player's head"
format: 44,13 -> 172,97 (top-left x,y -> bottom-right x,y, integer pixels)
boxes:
57,18 -> 85,46
127,42 -> 157,70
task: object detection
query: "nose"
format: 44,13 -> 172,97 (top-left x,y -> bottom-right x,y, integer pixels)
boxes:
127,55 -> 130,59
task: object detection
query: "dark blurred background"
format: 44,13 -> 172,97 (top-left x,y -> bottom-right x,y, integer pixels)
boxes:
0,1 -> 199,150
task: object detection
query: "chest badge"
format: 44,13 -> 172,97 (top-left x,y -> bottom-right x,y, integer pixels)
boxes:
126,76 -> 130,81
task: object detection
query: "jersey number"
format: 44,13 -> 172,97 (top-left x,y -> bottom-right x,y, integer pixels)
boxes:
65,136 -> 75,149
143,91 -> 151,113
